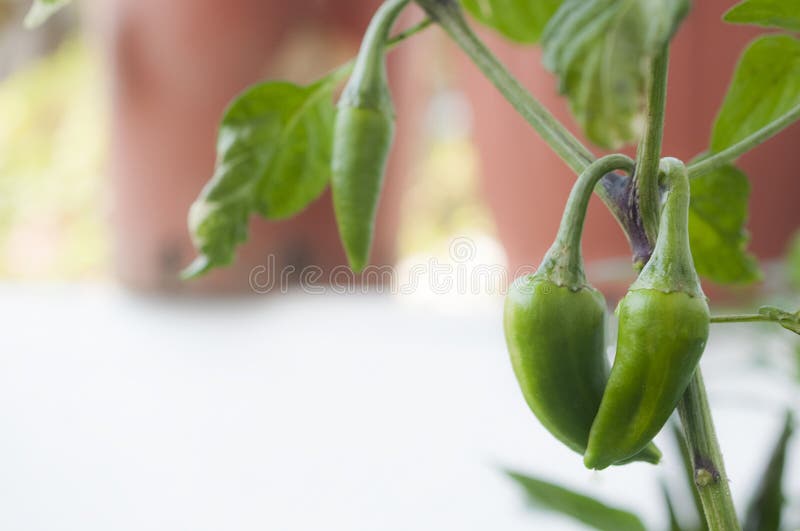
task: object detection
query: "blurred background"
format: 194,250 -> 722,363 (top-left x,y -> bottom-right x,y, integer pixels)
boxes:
0,0 -> 799,530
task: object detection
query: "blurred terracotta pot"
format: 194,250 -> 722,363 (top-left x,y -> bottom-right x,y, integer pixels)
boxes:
460,0 -> 800,281
91,0 -> 425,293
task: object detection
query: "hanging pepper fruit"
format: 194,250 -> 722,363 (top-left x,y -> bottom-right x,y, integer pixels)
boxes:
585,157 -> 710,470
331,0 -> 409,272
504,154 -> 660,465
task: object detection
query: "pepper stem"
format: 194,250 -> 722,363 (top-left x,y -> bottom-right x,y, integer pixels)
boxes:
341,0 -> 411,112
634,45 -> 670,247
678,370 -> 741,531
538,154 -> 635,288
631,157 -> 703,297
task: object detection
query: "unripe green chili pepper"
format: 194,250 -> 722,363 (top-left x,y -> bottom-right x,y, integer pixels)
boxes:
504,154 -> 660,465
331,0 -> 409,272
584,157 -> 710,470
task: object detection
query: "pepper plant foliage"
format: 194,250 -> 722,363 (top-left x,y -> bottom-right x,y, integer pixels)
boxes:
22,0 -> 800,528
460,0 -> 561,43
541,0 -> 689,150
173,0 -> 800,528
184,79 -> 338,277
183,0 -> 797,288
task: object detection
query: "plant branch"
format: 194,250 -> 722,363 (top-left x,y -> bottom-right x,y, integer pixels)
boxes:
711,307 -> 800,336
413,0 -> 595,174
672,423 -> 709,530
326,18 -> 434,85
689,103 -> 800,178
634,47 -> 670,245
710,313 -> 769,324
387,17 -> 434,46
411,0 -> 665,264
677,370 -> 741,531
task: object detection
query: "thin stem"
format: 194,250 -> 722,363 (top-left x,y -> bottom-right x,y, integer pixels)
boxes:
710,313 -> 769,324
555,155 -> 635,255
326,18 -> 434,85
414,0 -> 595,174
632,158 -> 703,297
688,103 -> 800,178
387,17 -> 433,45
539,154 -> 635,288
341,0 -> 412,111
677,370 -> 741,531
414,0 -> 659,260
634,47 -> 670,245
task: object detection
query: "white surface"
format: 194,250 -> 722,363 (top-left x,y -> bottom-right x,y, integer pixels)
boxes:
0,285 -> 798,531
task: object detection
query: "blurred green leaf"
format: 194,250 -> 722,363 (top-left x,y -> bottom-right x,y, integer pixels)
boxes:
24,0 -> 70,29
688,164 -> 761,284
661,480 -> 685,531
541,0 -> 688,149
461,0 -> 562,43
743,412 -> 794,531
724,0 -> 800,33
0,40 -> 108,280
185,79 -> 336,276
505,470 -> 646,531
711,35 -> 800,153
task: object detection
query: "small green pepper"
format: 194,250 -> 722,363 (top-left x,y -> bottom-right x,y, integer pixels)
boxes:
331,0 -> 409,272
504,154 -> 660,465
585,158 -> 710,470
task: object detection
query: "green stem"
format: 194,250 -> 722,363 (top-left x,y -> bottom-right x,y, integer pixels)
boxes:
672,423 -> 709,531
387,17 -> 434,45
634,47 -> 670,245
539,154 -> 635,287
710,313 -> 770,324
413,0 -> 595,174
340,0 -> 412,111
688,103 -> 800,178
632,158 -> 703,297
677,370 -> 741,531
326,18 -> 434,86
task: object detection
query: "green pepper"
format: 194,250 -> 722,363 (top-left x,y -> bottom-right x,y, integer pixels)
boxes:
331,0 -> 409,272
584,158 -> 710,470
504,154 -> 660,465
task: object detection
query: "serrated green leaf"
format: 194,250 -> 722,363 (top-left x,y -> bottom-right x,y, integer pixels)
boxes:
743,412 -> 794,531
711,35 -> 800,153
24,0 -> 70,28
505,470 -> 646,531
688,164 -> 761,284
724,0 -> 800,33
541,0 -> 688,149
186,79 -> 335,274
461,0 -> 563,43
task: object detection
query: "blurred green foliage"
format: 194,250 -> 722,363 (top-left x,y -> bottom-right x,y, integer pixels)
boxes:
0,39 -> 108,279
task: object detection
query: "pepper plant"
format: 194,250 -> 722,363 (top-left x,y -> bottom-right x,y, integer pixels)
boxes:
184,0 -> 798,529
26,0 -> 800,529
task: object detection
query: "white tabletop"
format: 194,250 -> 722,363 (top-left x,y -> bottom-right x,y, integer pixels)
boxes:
0,284 -> 797,530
